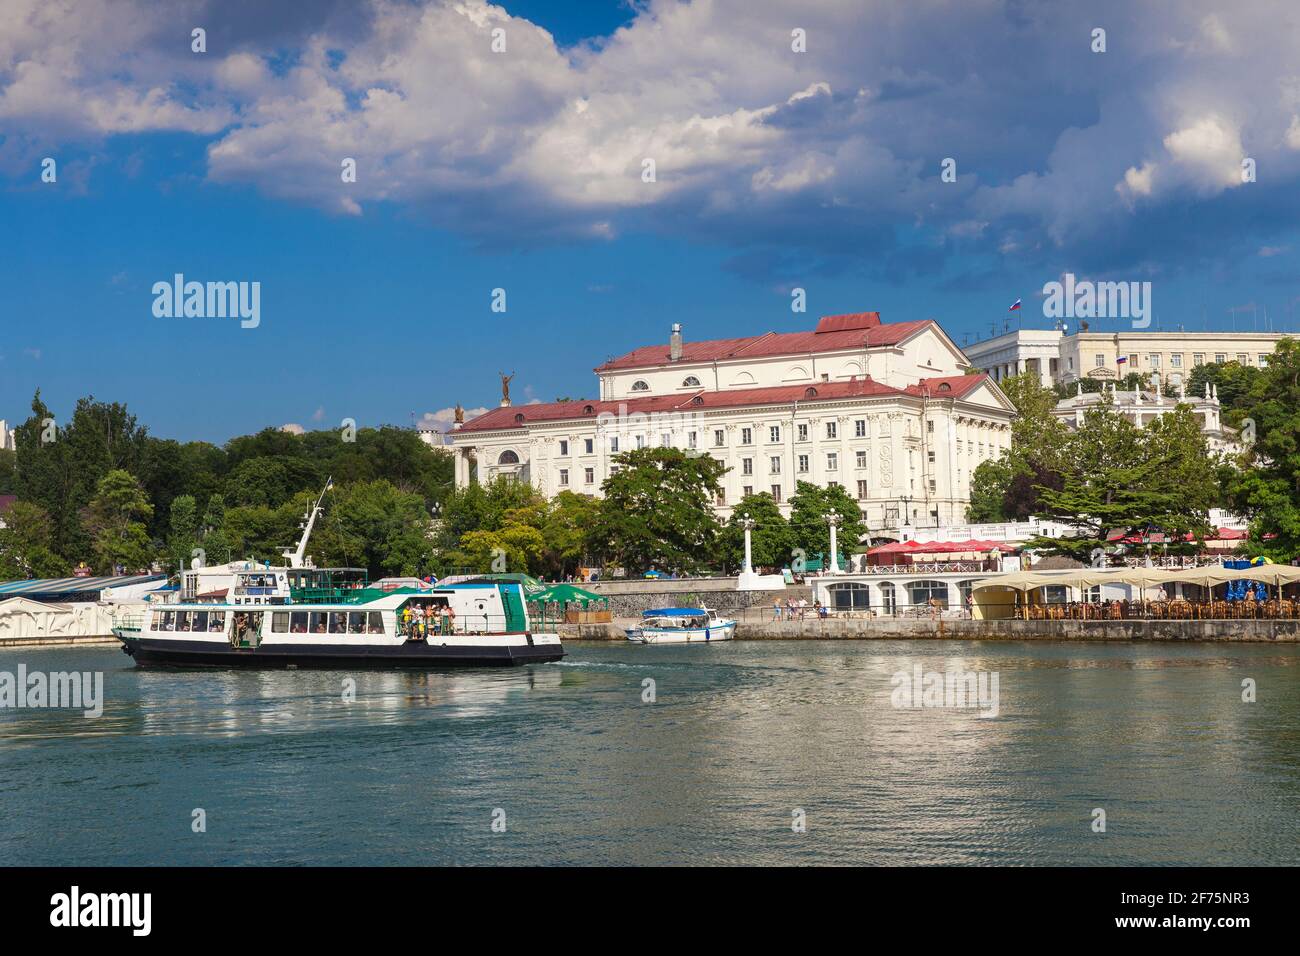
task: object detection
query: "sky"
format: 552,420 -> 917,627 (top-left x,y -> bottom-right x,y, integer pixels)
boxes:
4,0 -> 1300,443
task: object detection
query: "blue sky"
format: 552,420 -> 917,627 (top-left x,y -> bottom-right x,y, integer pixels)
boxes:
4,0 -> 1300,442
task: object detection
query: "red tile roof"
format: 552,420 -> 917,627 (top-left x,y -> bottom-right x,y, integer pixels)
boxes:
456,374 -> 991,433
594,314 -> 933,372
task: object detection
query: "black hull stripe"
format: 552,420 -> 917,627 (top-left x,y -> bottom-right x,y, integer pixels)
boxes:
120,638 -> 564,668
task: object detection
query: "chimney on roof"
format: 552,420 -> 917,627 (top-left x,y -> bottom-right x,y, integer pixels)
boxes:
669,323 -> 683,362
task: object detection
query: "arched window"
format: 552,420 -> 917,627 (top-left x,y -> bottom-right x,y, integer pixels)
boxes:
827,582 -> 871,611
907,579 -> 949,608
497,450 -> 520,465
682,375 -> 701,387
730,371 -> 756,387
631,380 -> 650,392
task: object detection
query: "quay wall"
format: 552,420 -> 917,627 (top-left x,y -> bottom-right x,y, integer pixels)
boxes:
581,578 -> 803,616
561,618 -> 1300,642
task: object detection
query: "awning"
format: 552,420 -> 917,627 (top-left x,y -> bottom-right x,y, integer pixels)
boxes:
968,564 -> 1300,593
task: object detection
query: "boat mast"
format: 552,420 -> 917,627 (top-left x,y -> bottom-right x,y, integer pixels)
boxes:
283,477 -> 333,568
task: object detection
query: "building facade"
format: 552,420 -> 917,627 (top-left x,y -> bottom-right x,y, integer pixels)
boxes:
0,419 -> 15,452
966,328 -> 1289,388
448,312 -> 1016,530
1053,380 -> 1242,455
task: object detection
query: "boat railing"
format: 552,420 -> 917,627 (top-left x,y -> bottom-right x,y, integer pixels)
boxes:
114,611 -> 145,633
396,614 -> 522,638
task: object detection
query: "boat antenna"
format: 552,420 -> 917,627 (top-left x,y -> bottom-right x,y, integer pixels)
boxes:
283,477 -> 333,569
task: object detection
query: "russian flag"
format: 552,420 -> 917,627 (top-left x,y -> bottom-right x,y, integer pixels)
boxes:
1116,355 -> 1128,364
1008,298 -> 1021,311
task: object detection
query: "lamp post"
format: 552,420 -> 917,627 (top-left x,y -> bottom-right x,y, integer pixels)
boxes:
826,512 -> 842,574
898,495 -> 913,540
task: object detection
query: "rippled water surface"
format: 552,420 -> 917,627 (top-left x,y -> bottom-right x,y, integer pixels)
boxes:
1,640 -> 1298,865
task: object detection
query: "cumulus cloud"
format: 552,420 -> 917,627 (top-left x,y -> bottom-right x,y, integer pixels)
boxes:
418,406 -> 489,433
6,0 -> 1300,278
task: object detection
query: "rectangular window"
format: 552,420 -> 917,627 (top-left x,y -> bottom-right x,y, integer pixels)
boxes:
926,420 -> 934,433
927,450 -> 936,464
854,419 -> 866,438
770,456 -> 782,474
348,611 -> 366,635
857,480 -> 868,500
1095,353 -> 1105,367
309,611 -> 328,634
367,611 -> 384,634
272,611 -> 290,633
1193,353 -> 1204,366
856,450 -> 867,468
1215,353 -> 1226,363
559,440 -> 569,456
715,489 -> 726,506
688,431 -> 698,450
328,611 -> 348,634
741,428 -> 753,445
584,467 -> 594,484
1236,353 -> 1247,364
714,429 -> 725,447
610,436 -> 619,453
1170,353 -> 1182,368
209,611 -> 225,633
1149,353 -> 1161,368
1259,354 -> 1269,367
1129,354 -> 1139,367
827,452 -> 838,471
826,421 -> 837,439
798,454 -> 809,473
585,438 -> 593,454
769,426 -> 780,443
797,423 -> 808,442
743,485 -> 753,497
290,611 -> 308,633
635,434 -> 645,449
660,432 -> 672,447
742,457 -> 753,475
771,485 -> 782,503
559,469 -> 569,486
929,479 -> 937,493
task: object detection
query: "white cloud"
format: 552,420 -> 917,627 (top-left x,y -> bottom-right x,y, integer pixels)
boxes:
418,406 -> 488,432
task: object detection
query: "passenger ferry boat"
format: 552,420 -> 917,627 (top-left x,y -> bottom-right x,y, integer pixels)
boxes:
112,482 -> 563,668
625,607 -> 736,645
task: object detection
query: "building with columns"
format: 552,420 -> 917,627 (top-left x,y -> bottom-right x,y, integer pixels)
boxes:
447,312 -> 1016,531
966,327 -> 1290,388
1052,380 -> 1243,456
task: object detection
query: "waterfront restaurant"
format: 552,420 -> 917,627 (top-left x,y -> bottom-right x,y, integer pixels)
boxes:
809,539 -> 1021,616
968,564 -> 1300,620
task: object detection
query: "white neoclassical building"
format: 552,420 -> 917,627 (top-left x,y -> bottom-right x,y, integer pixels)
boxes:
447,312 -> 1016,530
1053,380 -> 1243,455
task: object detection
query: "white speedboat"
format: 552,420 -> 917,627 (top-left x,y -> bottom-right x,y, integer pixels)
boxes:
625,607 -> 736,644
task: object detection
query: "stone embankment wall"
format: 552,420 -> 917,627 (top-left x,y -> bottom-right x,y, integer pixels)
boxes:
581,578 -> 803,616
559,617 -> 1300,642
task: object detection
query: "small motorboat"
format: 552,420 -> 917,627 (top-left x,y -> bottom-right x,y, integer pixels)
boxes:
625,607 -> 736,645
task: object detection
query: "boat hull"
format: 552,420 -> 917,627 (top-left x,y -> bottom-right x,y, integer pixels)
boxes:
116,633 -> 564,668
625,622 -> 736,645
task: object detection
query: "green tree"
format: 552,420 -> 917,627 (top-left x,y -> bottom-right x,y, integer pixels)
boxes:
0,501 -> 69,578
592,447 -> 726,574
1028,400 -> 1216,560
1186,360 -> 1260,425
541,491 -> 600,578
166,494 -> 200,573
718,492 -> 793,571
200,494 -> 232,565
1228,339 -> 1300,558
312,480 -> 434,577
84,469 -> 155,573
788,481 -> 867,564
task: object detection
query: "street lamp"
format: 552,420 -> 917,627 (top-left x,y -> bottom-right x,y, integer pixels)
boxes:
740,512 -> 755,576
898,495 -> 913,539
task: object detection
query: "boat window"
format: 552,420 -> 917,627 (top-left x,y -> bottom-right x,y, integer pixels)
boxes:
193,611 -> 208,632
290,611 -> 308,633
309,612 -> 328,634
348,612 -> 366,635
177,611 -> 193,632
367,612 -> 385,634
208,612 -> 225,632
329,612 -> 348,634
272,612 -> 290,633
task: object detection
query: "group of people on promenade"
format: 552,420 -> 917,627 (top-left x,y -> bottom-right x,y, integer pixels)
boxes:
772,598 -> 828,620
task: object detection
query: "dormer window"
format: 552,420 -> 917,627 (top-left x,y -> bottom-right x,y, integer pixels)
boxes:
804,387 -> 818,398
631,380 -> 650,392
513,413 -> 525,425
682,376 -> 701,387
938,382 -> 952,391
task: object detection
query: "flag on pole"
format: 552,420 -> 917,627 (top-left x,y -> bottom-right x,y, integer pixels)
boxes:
1116,355 -> 1128,365
1008,299 -> 1021,312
